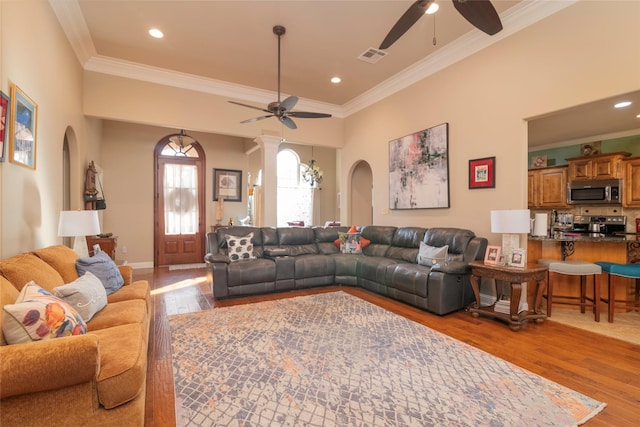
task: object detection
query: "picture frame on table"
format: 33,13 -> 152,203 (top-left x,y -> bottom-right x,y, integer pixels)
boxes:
484,245 -> 501,265
468,156 -> 495,189
509,248 -> 526,268
0,91 -> 9,162
213,168 -> 242,202
9,84 -> 38,169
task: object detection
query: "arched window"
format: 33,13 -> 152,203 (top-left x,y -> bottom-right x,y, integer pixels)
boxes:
277,149 -> 313,226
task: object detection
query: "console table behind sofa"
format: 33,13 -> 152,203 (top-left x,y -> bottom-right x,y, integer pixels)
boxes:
205,225 -> 488,315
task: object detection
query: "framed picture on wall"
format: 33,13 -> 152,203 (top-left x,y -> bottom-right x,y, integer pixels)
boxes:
468,156 -> 495,189
9,84 -> 38,170
0,91 -> 9,162
388,122 -> 450,209
213,168 -> 242,202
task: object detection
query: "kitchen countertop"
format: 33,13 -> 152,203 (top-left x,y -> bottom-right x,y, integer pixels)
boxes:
529,234 -> 639,243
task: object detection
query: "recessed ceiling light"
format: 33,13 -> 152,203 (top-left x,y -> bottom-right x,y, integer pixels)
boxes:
614,101 -> 632,108
149,28 -> 164,39
425,3 -> 439,14
331,76 -> 341,84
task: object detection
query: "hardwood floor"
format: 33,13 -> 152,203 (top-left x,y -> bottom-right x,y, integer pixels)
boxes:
140,267 -> 640,426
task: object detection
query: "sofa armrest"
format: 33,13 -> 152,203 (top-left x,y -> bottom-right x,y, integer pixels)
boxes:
264,248 -> 290,258
118,264 -> 133,286
205,253 -> 230,264
0,334 -> 99,399
431,261 -> 470,275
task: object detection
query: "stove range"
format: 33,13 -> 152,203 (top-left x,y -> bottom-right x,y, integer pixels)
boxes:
569,215 -> 626,236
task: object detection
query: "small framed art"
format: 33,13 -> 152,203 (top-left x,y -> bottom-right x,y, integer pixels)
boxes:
213,168 -> 242,202
9,84 -> 38,169
509,248 -> 526,268
484,245 -> 501,265
0,91 -> 9,162
469,156 -> 495,189
531,155 -> 547,168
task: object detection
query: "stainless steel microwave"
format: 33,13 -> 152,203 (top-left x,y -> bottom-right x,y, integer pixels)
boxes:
567,179 -> 622,205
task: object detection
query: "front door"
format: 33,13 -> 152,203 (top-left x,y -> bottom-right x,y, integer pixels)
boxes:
154,133 -> 206,266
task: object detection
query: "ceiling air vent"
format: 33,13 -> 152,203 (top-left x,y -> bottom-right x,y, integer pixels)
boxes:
357,47 -> 387,64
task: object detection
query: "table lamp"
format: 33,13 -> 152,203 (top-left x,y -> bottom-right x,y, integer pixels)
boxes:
490,209 -> 530,264
58,210 -> 101,258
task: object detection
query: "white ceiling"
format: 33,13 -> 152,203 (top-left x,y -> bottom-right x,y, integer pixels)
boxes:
50,0 -> 640,146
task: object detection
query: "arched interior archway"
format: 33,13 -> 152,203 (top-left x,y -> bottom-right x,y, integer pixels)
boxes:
350,160 -> 373,226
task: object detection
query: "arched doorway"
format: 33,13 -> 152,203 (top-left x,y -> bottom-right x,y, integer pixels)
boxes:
154,131 -> 206,266
350,160 -> 373,225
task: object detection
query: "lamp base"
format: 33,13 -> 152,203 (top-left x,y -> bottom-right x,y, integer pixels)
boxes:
501,233 -> 524,264
72,236 -> 90,258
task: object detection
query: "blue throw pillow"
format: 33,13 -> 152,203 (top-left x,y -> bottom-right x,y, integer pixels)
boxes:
76,251 -> 124,295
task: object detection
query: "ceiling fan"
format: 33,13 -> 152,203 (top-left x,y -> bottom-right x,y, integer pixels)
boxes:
229,25 -> 331,130
379,0 -> 503,50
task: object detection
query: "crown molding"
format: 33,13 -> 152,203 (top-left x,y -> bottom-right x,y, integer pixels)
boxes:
52,0 -> 576,119
49,0 -> 96,64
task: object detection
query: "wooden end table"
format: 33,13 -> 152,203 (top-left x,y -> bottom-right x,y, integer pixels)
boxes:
468,261 -> 548,331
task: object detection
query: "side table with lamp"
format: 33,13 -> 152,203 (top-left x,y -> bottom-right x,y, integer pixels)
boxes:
468,209 -> 548,331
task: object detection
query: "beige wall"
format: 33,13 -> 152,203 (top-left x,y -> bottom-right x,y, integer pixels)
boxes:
0,1 -> 100,258
1,1 -> 639,261
342,0 -> 640,246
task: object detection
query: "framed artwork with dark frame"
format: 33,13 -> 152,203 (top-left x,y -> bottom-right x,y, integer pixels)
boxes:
0,90 -> 9,162
213,168 -> 242,202
469,156 -> 495,189
389,122 -> 450,209
9,84 -> 38,169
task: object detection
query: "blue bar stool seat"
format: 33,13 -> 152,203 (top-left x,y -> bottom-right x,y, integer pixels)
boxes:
594,262 -> 640,323
538,259 -> 601,322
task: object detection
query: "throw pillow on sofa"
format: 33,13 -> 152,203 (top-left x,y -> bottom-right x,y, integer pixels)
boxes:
53,271 -> 108,322
417,243 -> 449,266
76,251 -> 124,295
225,232 -> 256,262
2,281 -> 87,344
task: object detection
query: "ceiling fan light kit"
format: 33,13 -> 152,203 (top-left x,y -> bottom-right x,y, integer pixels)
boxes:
229,25 -> 331,130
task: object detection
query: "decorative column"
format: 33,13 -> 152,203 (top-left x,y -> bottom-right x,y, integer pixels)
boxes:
253,135 -> 281,227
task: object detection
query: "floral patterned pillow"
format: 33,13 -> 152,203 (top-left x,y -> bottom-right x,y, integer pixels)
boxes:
225,232 -> 256,262
2,281 -> 87,345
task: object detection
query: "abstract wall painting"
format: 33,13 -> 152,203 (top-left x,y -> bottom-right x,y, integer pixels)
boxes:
389,123 -> 449,209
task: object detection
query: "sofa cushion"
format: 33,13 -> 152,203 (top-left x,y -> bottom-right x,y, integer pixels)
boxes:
2,282 -> 87,344
360,226 -> 397,257
91,323 -> 147,409
0,253 -> 65,292
76,251 -> 124,295
225,232 -> 256,262
85,299 -> 148,332
32,245 -> 80,283
0,277 -> 20,345
417,243 -> 449,266
53,271 -> 107,322
107,280 -> 150,304
277,227 -> 318,256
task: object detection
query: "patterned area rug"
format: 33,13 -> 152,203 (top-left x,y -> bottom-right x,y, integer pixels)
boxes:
169,292 -> 605,426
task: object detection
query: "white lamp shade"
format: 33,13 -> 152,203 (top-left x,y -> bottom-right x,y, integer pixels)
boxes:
58,210 -> 101,237
490,209 -> 531,234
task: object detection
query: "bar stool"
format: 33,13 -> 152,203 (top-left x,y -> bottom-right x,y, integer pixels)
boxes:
594,262 -> 640,323
538,259 -> 601,322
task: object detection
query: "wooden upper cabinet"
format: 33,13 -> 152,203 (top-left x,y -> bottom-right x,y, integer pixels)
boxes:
528,166 -> 568,208
566,152 -> 630,181
623,156 -> 640,207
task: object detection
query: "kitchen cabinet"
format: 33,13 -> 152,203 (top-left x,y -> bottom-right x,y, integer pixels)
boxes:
528,166 -> 568,208
623,156 -> 640,207
566,152 -> 630,181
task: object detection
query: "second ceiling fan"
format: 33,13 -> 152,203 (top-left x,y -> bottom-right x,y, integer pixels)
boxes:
379,0 -> 503,50
229,25 -> 331,130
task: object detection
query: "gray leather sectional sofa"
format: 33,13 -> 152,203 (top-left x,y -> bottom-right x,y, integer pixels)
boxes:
205,225 -> 488,315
